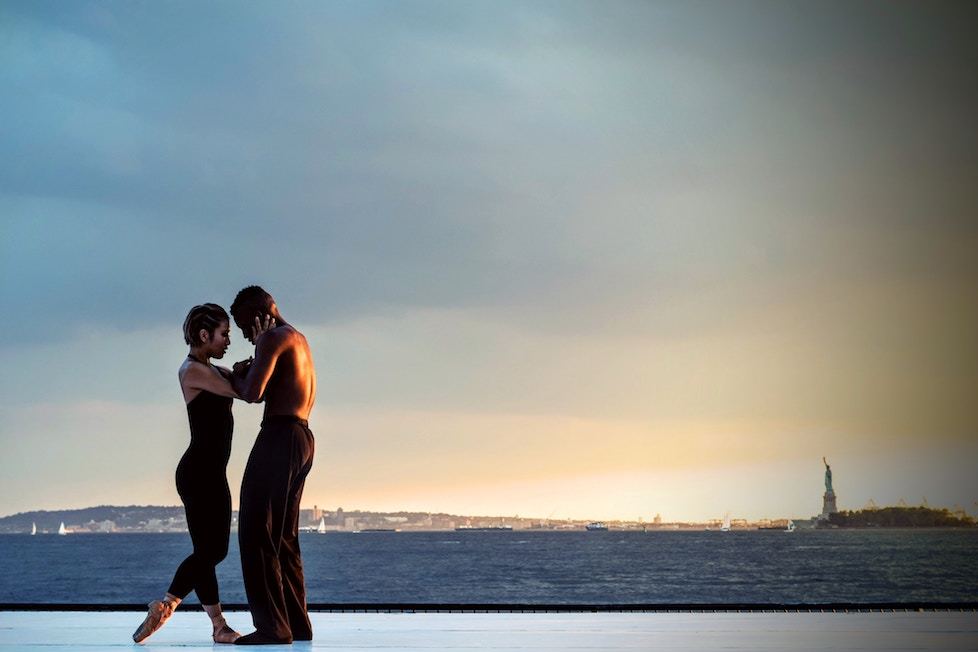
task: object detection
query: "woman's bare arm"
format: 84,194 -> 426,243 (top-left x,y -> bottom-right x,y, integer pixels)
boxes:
181,363 -> 239,400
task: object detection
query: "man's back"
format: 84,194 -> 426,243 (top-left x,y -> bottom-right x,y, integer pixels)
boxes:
262,325 -> 316,420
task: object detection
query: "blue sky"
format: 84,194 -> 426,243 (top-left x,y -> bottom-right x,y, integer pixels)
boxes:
1,1 -> 976,520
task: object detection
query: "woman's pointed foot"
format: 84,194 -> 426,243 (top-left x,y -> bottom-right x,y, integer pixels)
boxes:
213,623 -> 242,644
132,599 -> 176,643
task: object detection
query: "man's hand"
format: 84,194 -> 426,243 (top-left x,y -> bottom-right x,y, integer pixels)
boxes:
252,314 -> 276,342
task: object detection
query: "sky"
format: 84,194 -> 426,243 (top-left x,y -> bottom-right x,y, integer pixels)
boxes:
1,1 -> 976,522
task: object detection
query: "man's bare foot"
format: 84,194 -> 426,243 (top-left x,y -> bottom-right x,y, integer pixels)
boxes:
213,623 -> 242,644
234,631 -> 292,645
132,600 -> 176,643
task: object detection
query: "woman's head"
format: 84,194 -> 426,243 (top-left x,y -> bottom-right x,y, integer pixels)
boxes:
182,303 -> 231,359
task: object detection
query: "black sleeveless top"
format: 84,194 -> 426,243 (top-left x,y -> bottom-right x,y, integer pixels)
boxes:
184,389 -> 234,470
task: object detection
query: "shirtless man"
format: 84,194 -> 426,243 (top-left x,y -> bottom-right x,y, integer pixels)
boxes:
229,286 -> 316,645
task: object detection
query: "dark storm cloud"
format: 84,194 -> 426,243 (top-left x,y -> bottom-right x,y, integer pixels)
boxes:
2,1 -> 977,344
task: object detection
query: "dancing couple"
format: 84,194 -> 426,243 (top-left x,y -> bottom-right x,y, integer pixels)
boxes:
133,286 -> 317,645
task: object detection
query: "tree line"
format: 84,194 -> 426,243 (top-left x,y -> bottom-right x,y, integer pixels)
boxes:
828,506 -> 976,528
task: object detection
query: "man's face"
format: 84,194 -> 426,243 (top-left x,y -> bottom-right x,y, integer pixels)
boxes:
235,312 -> 258,345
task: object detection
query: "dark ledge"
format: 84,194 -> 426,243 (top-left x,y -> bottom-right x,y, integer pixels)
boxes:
1,602 -> 976,613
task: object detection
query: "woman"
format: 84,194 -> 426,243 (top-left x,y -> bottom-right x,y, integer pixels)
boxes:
133,303 -> 271,644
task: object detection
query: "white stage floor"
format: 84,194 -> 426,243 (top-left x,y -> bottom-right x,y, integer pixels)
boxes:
0,610 -> 976,651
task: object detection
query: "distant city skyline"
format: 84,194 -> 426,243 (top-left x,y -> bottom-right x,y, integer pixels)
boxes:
4,492 -> 973,533
2,2 -> 977,522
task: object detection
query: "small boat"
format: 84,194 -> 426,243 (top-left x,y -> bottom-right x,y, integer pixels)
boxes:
786,521 -> 796,532
31,522 -> 36,536
720,513 -> 731,532
316,517 -> 327,534
57,522 -> 67,536
585,522 -> 608,531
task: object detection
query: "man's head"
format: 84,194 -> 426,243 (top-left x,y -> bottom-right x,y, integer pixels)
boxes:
231,285 -> 278,343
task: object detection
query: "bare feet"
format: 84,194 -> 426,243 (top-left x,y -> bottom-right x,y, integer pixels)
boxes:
132,600 -> 176,643
234,631 -> 292,645
213,622 -> 242,644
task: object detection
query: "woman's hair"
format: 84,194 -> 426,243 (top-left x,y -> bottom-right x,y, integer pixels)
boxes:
183,303 -> 230,346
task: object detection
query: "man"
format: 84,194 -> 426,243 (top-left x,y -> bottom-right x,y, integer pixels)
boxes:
229,286 -> 317,645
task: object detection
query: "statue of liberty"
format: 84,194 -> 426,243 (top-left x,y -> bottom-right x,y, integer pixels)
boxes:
820,457 -> 838,519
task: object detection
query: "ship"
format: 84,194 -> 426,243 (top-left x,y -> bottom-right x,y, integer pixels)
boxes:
455,525 -> 513,531
585,522 -> 608,531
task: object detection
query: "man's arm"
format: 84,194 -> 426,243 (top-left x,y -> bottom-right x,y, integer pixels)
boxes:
231,329 -> 287,403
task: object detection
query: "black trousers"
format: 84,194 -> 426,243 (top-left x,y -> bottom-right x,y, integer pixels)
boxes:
238,416 -> 315,641
168,474 -> 231,605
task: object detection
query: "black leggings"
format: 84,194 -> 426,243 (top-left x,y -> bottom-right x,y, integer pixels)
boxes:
168,474 -> 231,605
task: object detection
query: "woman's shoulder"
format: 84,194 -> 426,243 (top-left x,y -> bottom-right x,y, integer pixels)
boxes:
179,358 -> 212,385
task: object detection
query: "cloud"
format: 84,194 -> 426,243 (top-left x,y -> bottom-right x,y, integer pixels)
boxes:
1,2 -> 976,517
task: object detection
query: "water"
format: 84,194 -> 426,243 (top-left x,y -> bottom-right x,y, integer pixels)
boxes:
1,530 -> 976,604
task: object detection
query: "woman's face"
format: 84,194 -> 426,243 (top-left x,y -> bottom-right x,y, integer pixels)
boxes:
201,320 -> 231,359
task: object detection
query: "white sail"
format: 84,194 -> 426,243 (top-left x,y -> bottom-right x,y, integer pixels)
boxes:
31,522 -> 37,536
58,522 -> 67,536
720,513 -> 731,532
317,516 -> 326,534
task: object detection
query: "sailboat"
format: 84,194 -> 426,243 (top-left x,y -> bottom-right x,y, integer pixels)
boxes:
57,522 -> 67,536
316,516 -> 327,534
720,513 -> 731,532
31,522 -> 37,536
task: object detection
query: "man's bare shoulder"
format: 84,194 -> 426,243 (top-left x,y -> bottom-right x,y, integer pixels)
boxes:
261,324 -> 305,350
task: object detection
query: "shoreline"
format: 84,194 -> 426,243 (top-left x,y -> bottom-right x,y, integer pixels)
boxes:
3,526 -> 977,535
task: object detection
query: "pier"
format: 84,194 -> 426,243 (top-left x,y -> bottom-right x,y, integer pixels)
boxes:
1,606 -> 976,651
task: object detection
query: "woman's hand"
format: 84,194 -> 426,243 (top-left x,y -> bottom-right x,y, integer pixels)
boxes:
252,313 -> 276,342
232,357 -> 253,377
